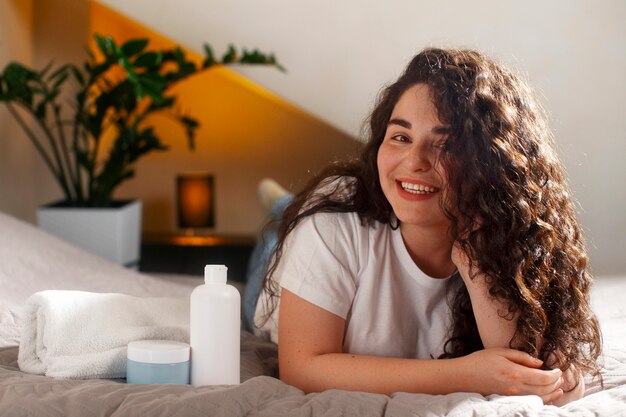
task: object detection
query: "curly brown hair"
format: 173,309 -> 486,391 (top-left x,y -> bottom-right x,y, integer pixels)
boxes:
261,47 -> 602,380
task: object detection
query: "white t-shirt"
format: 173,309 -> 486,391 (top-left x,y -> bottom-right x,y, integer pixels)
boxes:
254,211 -> 457,359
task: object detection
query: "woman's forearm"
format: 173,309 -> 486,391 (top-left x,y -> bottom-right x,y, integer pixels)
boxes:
281,352 -> 461,395
280,348 -> 564,401
279,289 -> 563,402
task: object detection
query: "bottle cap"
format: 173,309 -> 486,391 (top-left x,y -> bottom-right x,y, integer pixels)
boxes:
127,340 -> 190,364
204,264 -> 227,284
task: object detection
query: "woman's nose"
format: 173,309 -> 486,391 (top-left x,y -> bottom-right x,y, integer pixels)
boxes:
406,142 -> 433,172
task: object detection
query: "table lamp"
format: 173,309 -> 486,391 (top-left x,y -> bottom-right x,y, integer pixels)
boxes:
176,173 -> 215,233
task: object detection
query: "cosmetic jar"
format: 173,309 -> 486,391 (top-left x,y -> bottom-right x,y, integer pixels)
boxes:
127,340 -> 190,384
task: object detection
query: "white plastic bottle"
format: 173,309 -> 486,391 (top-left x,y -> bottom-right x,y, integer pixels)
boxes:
190,264 -> 240,386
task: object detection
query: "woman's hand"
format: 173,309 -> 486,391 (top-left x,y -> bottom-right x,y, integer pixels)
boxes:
550,364 -> 585,406
457,348 -> 564,404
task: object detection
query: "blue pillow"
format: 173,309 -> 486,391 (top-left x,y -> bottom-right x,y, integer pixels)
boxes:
243,193 -> 293,331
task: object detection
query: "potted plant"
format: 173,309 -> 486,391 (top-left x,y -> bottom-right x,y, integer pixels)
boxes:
0,34 -> 282,266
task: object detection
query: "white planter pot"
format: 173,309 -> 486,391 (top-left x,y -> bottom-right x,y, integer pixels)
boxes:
37,200 -> 142,268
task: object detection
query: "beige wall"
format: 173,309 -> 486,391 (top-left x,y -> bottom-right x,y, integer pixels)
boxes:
0,0 -> 37,222
0,0 -> 89,223
31,0 -> 91,209
32,0 -> 90,67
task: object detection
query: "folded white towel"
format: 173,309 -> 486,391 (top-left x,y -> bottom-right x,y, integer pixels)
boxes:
18,290 -> 189,379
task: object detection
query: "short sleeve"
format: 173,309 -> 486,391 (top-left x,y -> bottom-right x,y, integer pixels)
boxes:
277,212 -> 358,319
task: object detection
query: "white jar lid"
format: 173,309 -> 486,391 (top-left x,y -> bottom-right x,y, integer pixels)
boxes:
127,340 -> 190,364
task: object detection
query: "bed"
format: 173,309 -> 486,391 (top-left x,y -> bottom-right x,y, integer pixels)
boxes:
0,211 -> 624,416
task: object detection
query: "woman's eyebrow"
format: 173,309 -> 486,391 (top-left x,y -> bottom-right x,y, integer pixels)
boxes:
432,126 -> 451,135
388,118 -> 411,129
388,118 -> 450,135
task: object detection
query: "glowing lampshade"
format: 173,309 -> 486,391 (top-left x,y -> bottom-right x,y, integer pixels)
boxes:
177,173 -> 215,229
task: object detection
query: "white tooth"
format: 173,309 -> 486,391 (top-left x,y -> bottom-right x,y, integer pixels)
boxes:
401,181 -> 438,194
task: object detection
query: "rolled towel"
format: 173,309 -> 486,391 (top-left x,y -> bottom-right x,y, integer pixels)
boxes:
18,290 -> 189,379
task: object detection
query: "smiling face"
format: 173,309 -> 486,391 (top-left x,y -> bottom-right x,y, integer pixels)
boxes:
377,83 -> 450,232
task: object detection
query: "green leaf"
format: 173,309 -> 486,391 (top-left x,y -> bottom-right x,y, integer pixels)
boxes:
118,56 -> 140,94
133,83 -> 145,100
180,116 -> 199,149
181,116 -> 199,129
29,86 -> 46,95
74,147 -> 93,170
94,34 -> 107,53
70,65 -> 85,85
120,38 -> 149,57
4,62 -> 38,84
2,63 -> 38,104
88,61 -> 112,79
268,53 -> 283,69
104,37 -> 117,54
96,80 -> 138,118
237,48 -> 286,72
173,47 -> 185,64
48,64 -> 69,82
139,72 -> 167,89
34,100 -> 47,120
221,45 -> 237,63
138,72 -> 167,103
94,34 -> 116,58
178,62 -> 196,77
117,55 -> 133,73
202,44 -> 216,68
148,96 -> 175,111
38,61 -> 54,78
46,89 -> 60,102
52,72 -> 69,90
134,51 -> 161,68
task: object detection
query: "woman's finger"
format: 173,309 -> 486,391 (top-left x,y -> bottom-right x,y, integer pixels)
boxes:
541,388 -> 564,405
500,348 -> 544,368
524,376 -> 564,396
523,368 -> 563,386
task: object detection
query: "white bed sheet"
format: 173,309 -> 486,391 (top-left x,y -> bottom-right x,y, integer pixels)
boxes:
0,212 -> 197,347
0,211 -> 625,416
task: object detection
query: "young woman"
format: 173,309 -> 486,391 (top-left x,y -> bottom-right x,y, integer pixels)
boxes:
255,48 -> 602,405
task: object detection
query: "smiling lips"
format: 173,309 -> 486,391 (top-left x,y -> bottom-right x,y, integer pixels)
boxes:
399,181 -> 439,195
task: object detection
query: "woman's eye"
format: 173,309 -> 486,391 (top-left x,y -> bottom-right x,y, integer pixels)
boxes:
391,134 -> 409,143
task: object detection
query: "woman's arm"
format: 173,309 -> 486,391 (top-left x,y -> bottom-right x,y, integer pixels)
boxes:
279,288 -> 564,401
451,252 -> 519,349
451,245 -> 582,405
